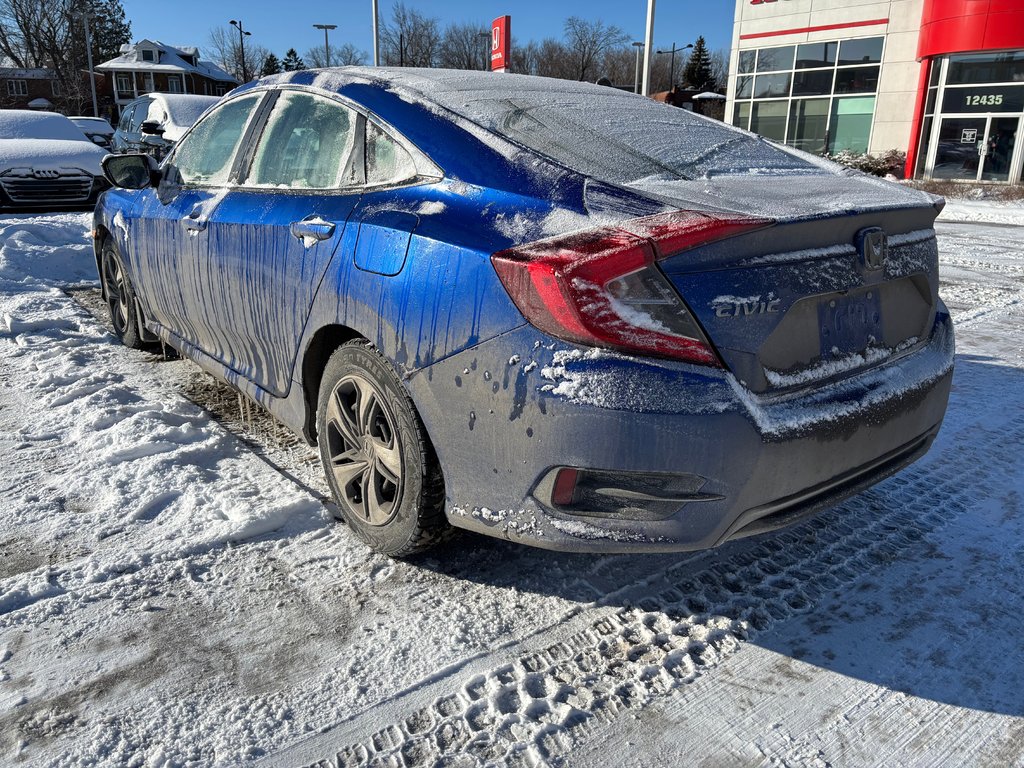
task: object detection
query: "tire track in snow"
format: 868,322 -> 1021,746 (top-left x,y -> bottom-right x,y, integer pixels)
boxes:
274,398 -> 1024,767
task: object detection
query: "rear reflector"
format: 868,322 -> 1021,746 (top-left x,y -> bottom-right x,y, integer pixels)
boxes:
492,210 -> 771,366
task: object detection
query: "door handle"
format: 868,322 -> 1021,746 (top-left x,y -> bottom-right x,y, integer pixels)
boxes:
290,216 -> 336,244
182,209 -> 207,233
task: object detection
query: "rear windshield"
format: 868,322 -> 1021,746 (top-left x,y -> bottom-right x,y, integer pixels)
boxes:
398,75 -> 825,182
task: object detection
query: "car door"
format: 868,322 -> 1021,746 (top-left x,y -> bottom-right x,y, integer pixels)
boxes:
129,92 -> 267,345
112,103 -> 136,153
196,89 -> 364,397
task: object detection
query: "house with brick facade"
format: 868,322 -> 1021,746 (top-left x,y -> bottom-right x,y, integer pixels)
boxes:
0,67 -> 61,111
96,39 -> 237,118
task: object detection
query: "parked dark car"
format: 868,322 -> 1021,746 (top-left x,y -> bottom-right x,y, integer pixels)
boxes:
69,116 -> 115,149
0,110 -> 108,209
94,68 -> 954,556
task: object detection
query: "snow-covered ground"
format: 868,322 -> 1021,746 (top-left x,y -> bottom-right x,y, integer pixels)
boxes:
1,204 -> 1022,767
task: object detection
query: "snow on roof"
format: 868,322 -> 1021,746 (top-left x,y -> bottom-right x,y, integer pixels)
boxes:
97,39 -> 237,84
27,98 -> 53,109
693,92 -> 726,100
0,67 -> 53,80
141,94 -> 220,139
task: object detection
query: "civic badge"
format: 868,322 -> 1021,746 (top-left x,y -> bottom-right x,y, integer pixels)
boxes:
856,227 -> 887,271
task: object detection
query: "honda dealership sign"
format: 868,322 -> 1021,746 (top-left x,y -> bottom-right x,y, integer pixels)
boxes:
491,16 -> 511,72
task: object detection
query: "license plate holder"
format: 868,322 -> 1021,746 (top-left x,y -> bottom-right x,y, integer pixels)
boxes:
818,290 -> 882,357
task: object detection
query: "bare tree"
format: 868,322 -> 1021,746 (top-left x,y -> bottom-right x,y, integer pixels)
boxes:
508,38 -> 539,75
598,47 -> 634,86
379,2 -> 440,67
304,42 -> 367,68
437,21 -> 488,70
562,17 -> 627,81
534,38 -> 575,80
709,47 -> 729,92
0,0 -> 130,112
207,25 -> 269,82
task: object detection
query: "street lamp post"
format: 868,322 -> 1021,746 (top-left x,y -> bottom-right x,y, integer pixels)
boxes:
229,19 -> 252,82
313,23 -> 337,67
479,31 -> 491,71
656,42 -> 693,90
632,41 -> 644,94
81,12 -> 99,117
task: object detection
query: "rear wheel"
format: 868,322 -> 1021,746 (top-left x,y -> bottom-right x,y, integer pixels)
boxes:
100,239 -> 146,349
317,341 -> 447,556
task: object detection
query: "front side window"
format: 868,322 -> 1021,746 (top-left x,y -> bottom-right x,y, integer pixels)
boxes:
117,104 -> 136,131
246,92 -> 358,189
172,93 -> 262,186
128,99 -> 152,132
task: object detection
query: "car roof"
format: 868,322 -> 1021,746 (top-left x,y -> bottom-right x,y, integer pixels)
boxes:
0,110 -> 87,142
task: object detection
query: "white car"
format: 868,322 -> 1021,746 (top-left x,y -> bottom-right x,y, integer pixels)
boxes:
111,93 -> 220,155
69,116 -> 115,149
0,110 -> 109,209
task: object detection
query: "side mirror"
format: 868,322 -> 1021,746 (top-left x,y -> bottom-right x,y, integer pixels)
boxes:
102,153 -> 160,190
140,120 -> 165,136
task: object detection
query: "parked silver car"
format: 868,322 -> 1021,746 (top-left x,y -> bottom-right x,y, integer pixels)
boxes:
69,116 -> 115,149
111,93 -> 220,157
0,110 -> 108,209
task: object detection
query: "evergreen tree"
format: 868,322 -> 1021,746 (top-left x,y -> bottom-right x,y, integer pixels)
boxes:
282,48 -> 306,71
682,36 -> 716,91
260,52 -> 282,76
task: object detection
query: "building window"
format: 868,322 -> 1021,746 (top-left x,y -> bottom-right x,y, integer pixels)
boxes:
141,49 -> 155,62
116,73 -> 132,96
215,84 -> 229,96
167,75 -> 182,93
7,80 -> 28,96
51,80 -> 61,96
733,35 -> 883,155
143,73 -> 154,92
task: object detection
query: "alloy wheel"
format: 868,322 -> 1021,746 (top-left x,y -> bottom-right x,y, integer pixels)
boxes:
325,373 -> 404,526
103,251 -> 129,336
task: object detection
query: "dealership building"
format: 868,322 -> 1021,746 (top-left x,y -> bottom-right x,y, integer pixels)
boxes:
726,0 -> 1024,183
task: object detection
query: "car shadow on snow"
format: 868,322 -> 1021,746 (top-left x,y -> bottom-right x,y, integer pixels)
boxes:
410,355 -> 1024,717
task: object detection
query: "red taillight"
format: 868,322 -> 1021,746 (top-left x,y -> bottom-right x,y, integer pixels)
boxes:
491,210 -> 771,366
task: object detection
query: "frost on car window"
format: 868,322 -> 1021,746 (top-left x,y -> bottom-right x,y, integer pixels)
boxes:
366,122 -> 416,186
365,70 -> 826,183
247,92 -> 357,189
172,93 -> 261,186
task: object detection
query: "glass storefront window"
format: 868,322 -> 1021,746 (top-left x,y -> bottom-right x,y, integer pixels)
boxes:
828,96 -> 875,153
925,87 -> 937,115
834,66 -> 880,94
915,116 -> 933,178
793,70 -> 834,96
756,46 -> 795,73
733,102 -> 750,130
736,76 -> 752,99
788,98 -> 829,153
738,50 -> 756,75
947,52 -> 1024,85
838,37 -> 883,66
753,73 -> 791,99
796,42 -> 837,69
750,101 -> 787,141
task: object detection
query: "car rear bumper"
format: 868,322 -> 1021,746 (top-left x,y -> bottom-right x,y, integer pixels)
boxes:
407,309 -> 954,553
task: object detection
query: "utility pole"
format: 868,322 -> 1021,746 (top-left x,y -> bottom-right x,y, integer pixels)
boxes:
632,41 -> 644,94
82,12 -> 98,117
229,19 -> 252,82
641,0 -> 655,96
372,0 -> 380,66
313,23 -> 337,67
479,31 -> 491,70
656,42 -> 693,90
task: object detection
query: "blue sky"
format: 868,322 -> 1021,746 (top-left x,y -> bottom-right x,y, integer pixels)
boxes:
120,0 -> 736,62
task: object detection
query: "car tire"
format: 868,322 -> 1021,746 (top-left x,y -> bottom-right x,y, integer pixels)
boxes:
316,340 -> 447,557
100,238 -> 147,350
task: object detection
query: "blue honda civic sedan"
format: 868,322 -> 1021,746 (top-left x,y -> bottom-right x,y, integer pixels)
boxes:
95,68 -> 953,556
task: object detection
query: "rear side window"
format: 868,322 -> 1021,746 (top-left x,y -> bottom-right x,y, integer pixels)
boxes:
366,122 -> 416,186
246,92 -> 358,189
172,93 -> 262,186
